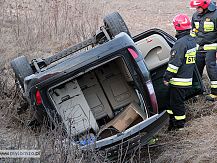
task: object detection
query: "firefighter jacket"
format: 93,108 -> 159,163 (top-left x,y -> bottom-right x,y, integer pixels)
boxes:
164,31 -> 197,87
191,8 -> 217,48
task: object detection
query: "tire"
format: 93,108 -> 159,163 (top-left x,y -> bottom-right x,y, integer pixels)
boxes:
103,12 -> 131,38
10,55 -> 33,89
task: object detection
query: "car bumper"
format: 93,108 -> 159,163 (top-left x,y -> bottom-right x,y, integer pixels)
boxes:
82,111 -> 168,156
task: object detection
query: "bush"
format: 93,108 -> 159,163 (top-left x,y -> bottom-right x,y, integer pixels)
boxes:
0,0 -> 106,162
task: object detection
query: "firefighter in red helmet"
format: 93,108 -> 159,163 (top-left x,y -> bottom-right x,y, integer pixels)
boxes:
190,0 -> 217,101
190,0 -> 211,10
164,14 -> 197,131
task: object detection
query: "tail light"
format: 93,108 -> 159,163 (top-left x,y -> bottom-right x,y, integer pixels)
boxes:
146,80 -> 158,114
36,90 -> 42,105
128,48 -> 138,59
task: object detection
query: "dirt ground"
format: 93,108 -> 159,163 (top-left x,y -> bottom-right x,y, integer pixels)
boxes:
103,0 -> 193,36
1,0 -> 217,162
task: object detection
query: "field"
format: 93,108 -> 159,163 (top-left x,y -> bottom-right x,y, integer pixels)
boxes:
0,0 -> 217,162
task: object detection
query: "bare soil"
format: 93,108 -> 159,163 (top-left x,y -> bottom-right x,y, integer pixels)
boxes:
103,0 -> 193,36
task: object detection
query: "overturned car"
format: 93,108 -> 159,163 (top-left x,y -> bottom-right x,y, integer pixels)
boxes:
10,12 -> 204,155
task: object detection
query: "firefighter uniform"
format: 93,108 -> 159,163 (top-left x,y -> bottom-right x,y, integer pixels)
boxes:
191,7 -> 217,99
164,31 -> 197,130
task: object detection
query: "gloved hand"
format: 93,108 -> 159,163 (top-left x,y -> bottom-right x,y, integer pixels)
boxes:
163,80 -> 169,86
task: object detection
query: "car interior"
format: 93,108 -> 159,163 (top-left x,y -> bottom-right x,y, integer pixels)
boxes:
48,57 -> 147,140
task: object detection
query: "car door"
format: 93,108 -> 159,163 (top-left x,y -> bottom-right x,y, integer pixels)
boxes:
133,28 -> 205,112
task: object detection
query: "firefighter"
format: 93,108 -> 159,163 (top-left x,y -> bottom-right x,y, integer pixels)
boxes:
163,14 -> 197,131
190,0 -> 217,101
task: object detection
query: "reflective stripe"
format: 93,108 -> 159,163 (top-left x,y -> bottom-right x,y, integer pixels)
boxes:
204,22 -> 214,32
194,22 -> 199,29
170,81 -> 192,86
170,78 -> 192,86
167,64 -> 179,73
211,81 -> 217,88
207,94 -> 217,98
167,67 -> 178,73
211,85 -> 217,88
190,31 -> 196,37
185,47 -> 196,55
185,47 -> 196,64
204,43 -> 217,50
185,47 -> 197,56
167,110 -> 173,114
175,115 -> 186,120
211,81 -> 217,85
171,78 -> 192,82
168,64 -> 179,70
196,44 -> 199,50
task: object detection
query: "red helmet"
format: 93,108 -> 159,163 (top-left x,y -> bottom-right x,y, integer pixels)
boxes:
173,14 -> 192,31
190,0 -> 211,9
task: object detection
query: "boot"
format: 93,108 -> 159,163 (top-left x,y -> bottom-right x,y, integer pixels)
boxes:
167,116 -> 175,131
168,119 -> 186,131
173,119 -> 186,131
205,94 -> 217,102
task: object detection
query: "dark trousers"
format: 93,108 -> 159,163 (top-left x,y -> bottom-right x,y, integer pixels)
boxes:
169,86 -> 186,117
196,51 -> 217,95
168,86 -> 187,127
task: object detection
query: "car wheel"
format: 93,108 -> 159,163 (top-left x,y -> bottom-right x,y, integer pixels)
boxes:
103,12 -> 131,38
10,55 -> 33,89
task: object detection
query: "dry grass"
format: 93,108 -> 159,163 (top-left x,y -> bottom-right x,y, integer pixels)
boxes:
0,0 -> 104,62
149,112 -> 217,163
0,0 -> 106,162
1,0 -> 217,162
138,99 -> 217,163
